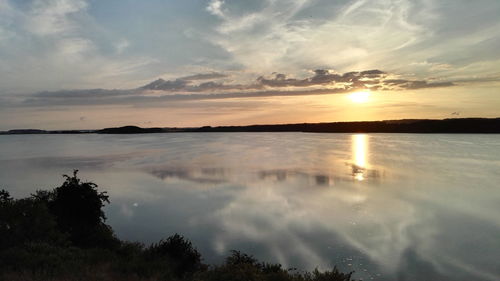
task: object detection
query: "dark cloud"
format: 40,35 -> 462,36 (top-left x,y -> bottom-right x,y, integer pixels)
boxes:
256,69 -> 456,91
140,72 -> 260,92
256,69 -> 386,88
139,72 -> 250,92
384,79 -> 454,89
360,69 -> 385,76
140,78 -> 188,91
18,88 -> 350,107
34,89 -> 136,98
139,69 -> 455,94
180,72 -> 228,81
8,69 -> 467,108
141,69 -> 388,93
141,79 -> 257,92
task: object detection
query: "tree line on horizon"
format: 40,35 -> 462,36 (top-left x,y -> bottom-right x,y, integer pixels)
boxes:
2,117 -> 500,134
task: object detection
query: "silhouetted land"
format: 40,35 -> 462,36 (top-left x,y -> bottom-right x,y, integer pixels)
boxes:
1,118 -> 499,135
0,171 -> 355,281
98,126 -> 164,134
182,118 -> 500,133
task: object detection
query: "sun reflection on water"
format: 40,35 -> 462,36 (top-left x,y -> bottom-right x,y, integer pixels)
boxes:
352,134 -> 368,181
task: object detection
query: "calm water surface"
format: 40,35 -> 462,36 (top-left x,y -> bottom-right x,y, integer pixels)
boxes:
1,133 -> 499,281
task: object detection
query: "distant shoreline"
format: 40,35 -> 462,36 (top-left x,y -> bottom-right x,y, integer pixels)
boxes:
2,117 -> 500,134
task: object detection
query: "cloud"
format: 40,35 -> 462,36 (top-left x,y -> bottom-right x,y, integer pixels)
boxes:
7,68 -> 464,109
383,79 -> 454,90
0,0 -> 161,93
202,0 -> 500,84
140,72 -> 251,92
206,0 -> 225,18
1,0 -> 499,97
140,69 -> 454,94
1,70 -> 462,111
27,0 -> 88,36
18,88 -> 338,107
180,72 -> 228,81
141,79 -> 188,91
33,88 -> 136,98
204,0 -> 429,74
114,39 -> 130,54
257,69 -> 386,88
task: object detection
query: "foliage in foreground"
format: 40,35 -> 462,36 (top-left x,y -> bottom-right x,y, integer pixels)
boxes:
0,171 -> 355,281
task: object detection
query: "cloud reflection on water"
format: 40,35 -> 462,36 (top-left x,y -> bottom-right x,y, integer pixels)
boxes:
0,133 -> 499,281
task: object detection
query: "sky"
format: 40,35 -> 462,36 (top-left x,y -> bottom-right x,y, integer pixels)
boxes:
0,0 -> 499,130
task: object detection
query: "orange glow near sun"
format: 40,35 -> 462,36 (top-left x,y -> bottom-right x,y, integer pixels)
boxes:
349,91 -> 371,103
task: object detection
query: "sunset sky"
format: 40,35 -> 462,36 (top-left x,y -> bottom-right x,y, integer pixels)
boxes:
1,0 -> 499,130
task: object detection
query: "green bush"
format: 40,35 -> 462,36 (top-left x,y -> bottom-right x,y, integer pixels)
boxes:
0,242 -> 85,277
0,192 -> 68,250
146,233 -> 206,278
32,170 -> 120,249
0,173 -> 356,281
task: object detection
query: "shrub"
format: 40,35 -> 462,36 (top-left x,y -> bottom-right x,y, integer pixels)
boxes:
0,195 -> 68,250
33,170 -> 120,249
147,233 -> 205,278
304,267 -> 354,281
1,175 -> 357,281
0,242 -> 85,277
0,189 -> 12,202
225,250 -> 259,267
195,251 -> 355,281
194,251 -> 289,281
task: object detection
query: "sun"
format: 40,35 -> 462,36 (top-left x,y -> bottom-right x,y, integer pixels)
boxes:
348,91 -> 371,103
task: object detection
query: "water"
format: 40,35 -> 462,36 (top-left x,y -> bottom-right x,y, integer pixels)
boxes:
1,133 -> 499,281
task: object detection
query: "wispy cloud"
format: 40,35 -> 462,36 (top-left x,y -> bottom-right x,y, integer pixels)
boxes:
1,0 -> 499,129
0,0 -> 159,92
206,0 -> 225,18
203,0 -> 500,82
1,0 -> 499,94
27,0 -> 88,36
204,0 -> 429,74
